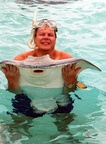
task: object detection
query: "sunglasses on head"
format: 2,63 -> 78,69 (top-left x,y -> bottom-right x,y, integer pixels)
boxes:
34,19 -> 58,32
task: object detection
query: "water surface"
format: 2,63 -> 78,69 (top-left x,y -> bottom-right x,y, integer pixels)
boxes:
0,0 -> 106,143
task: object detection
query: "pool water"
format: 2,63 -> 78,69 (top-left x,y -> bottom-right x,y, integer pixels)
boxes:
0,0 -> 106,143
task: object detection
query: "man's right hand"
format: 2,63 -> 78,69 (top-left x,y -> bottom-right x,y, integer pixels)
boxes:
2,64 -> 20,89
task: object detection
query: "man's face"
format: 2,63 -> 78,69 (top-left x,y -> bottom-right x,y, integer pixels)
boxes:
34,26 -> 56,51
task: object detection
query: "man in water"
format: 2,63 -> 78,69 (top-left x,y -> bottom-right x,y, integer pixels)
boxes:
2,19 -> 81,117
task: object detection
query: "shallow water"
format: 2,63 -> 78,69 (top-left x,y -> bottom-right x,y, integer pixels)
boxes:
0,0 -> 106,143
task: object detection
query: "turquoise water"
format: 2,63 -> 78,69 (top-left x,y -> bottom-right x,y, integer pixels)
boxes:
0,0 -> 106,143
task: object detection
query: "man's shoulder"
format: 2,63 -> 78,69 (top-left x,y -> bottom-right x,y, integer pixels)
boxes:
14,51 -> 33,60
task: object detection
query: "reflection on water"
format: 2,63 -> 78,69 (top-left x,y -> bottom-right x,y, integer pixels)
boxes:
53,113 -> 75,132
0,87 -> 105,143
15,0 -> 68,5
15,0 -> 82,5
0,115 -> 32,143
0,113 -> 78,143
50,113 -> 81,143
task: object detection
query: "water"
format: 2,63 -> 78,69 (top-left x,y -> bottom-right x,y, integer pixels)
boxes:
0,0 -> 106,143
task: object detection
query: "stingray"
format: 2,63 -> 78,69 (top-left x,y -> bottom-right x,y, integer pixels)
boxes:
0,55 -> 101,113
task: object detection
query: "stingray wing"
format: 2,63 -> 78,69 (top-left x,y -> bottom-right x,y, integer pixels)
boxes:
0,55 -> 101,71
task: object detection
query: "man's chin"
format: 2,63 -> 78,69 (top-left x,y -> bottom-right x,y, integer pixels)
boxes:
40,47 -> 51,51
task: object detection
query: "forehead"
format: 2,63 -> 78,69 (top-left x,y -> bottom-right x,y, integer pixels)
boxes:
37,26 -> 55,33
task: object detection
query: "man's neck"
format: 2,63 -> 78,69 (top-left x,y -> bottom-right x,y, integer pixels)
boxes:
34,49 -> 56,58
